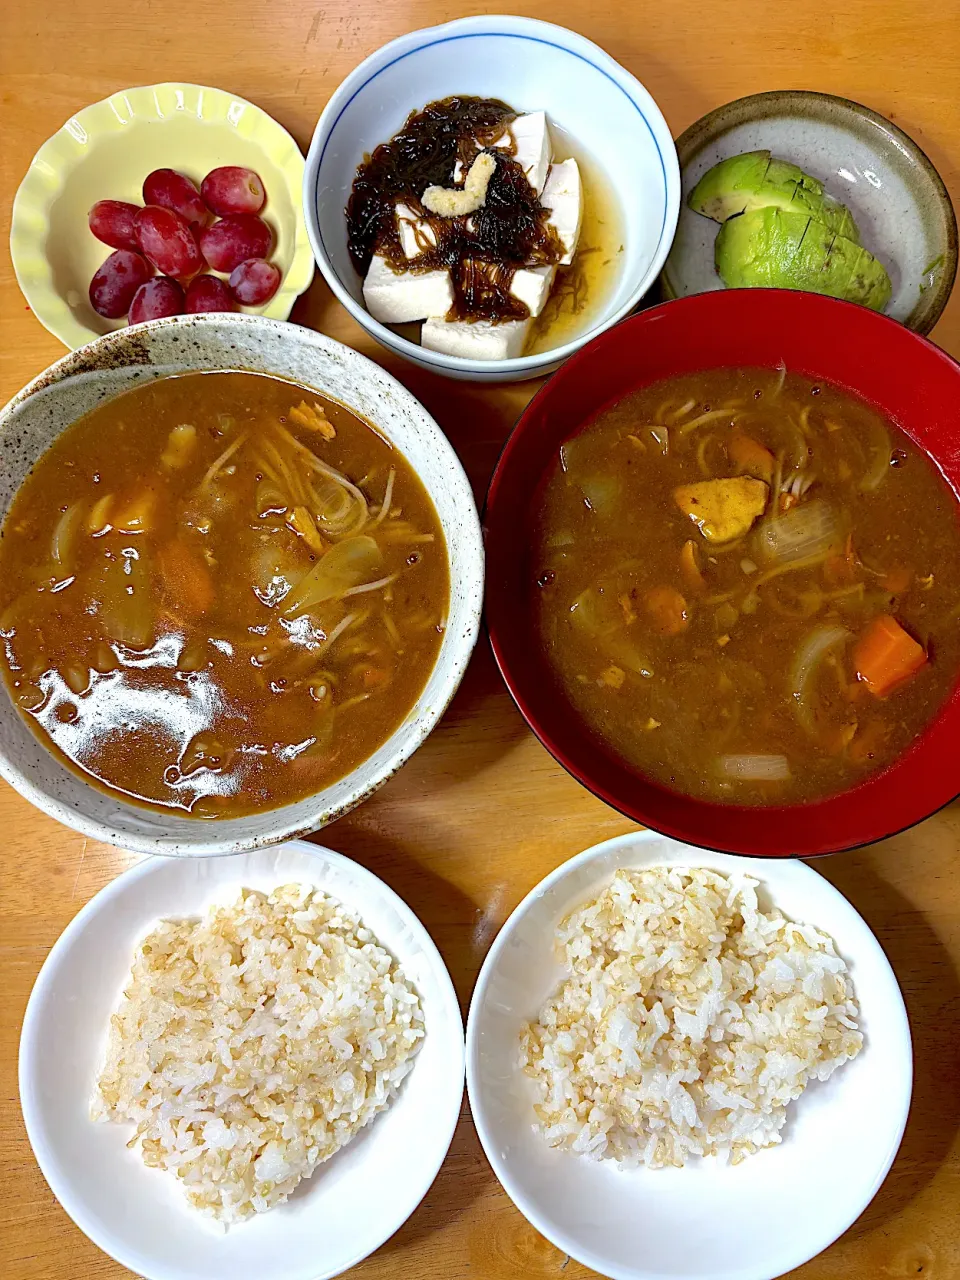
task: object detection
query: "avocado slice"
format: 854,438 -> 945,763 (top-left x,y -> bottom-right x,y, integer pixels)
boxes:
816,196 -> 860,245
689,150 -> 860,243
714,206 -> 810,289
834,241 -> 894,310
715,207 -> 891,310
688,151 -> 775,221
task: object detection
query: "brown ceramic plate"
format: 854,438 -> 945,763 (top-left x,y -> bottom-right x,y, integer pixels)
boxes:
662,90 -> 957,334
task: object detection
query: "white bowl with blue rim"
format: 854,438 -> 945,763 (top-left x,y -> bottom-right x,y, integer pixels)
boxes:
304,16 -> 680,383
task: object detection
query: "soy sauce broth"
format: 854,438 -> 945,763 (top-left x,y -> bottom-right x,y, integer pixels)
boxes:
532,368 -> 960,805
0,372 -> 449,818
527,128 -> 624,357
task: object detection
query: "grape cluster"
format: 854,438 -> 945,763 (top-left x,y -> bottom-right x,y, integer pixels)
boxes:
87,167 -> 282,323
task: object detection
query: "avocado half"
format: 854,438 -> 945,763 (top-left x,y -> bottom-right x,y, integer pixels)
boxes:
689,151 -> 861,243
715,207 -> 892,311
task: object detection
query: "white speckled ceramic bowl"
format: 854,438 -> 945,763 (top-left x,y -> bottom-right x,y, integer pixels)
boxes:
304,15 -> 680,383
662,91 -> 958,334
0,315 -> 483,855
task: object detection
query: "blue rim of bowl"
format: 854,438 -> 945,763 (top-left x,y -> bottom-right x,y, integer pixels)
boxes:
305,16 -> 680,375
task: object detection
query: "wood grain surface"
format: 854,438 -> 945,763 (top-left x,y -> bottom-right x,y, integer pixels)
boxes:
2,2 -> 959,1277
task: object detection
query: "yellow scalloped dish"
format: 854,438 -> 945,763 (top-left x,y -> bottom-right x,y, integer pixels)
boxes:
11,82 -> 315,350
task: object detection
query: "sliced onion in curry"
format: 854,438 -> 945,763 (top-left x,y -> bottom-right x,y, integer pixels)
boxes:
282,535 -> 384,617
716,753 -> 791,781
860,417 -> 893,492
51,503 -> 84,569
789,624 -> 851,737
756,498 -> 844,567
569,588 -> 654,677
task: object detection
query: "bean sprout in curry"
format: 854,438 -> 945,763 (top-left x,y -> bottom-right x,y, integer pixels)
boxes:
0,372 -> 449,817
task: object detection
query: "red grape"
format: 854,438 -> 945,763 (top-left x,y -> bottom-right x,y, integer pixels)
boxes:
228,258 -> 281,305
201,166 -> 266,216
89,251 -> 152,318
134,206 -> 204,279
142,169 -> 209,227
185,275 -> 236,313
88,200 -> 141,250
129,277 -> 185,324
199,215 -> 272,273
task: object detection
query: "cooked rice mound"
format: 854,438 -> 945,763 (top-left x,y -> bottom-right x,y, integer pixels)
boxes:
520,866 -> 862,1167
93,884 -> 424,1222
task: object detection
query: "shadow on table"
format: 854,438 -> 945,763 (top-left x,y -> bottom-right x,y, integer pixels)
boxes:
312,820 -> 482,1011
815,851 -> 960,1237
308,823 -> 497,1254
417,634 -> 533,783
363,1097 -> 495,1265
399,368 -> 527,503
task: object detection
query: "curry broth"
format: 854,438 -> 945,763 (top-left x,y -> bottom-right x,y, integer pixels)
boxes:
0,372 -> 449,817
532,368 -> 960,804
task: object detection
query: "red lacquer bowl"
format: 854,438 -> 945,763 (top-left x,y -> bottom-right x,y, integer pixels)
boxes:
485,289 -> 960,857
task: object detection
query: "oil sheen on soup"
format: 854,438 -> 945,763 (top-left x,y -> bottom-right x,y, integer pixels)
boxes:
0,372 -> 449,818
532,368 -> 960,804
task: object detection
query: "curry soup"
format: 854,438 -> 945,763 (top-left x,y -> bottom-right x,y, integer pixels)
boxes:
0,372 -> 448,817
532,367 -> 960,805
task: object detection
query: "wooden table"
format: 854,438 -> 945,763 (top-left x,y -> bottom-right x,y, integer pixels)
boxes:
2,2 -> 959,1277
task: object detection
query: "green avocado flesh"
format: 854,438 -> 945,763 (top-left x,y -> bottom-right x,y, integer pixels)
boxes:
715,207 -> 892,311
689,150 -> 860,243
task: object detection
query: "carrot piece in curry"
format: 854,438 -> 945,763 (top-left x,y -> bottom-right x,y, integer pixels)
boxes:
847,718 -> 889,764
853,615 -> 927,697
881,565 -> 913,594
823,533 -> 860,588
618,593 -> 637,625
158,539 -> 215,616
729,430 -> 775,484
644,586 -> 690,637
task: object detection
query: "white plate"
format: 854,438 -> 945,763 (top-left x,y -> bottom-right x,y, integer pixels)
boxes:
466,831 -> 912,1280
19,840 -> 465,1280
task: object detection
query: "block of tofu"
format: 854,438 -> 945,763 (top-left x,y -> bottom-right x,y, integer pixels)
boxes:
396,202 -> 437,259
511,265 -> 556,317
494,111 -> 552,195
460,260 -> 555,319
362,254 -> 454,324
673,477 -> 769,544
453,111 -> 553,195
421,316 -> 531,360
541,158 -> 583,265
